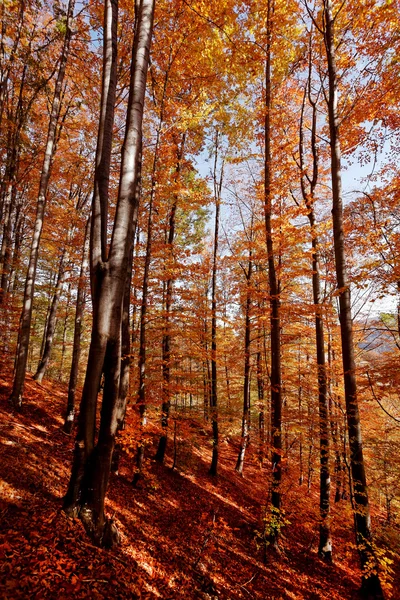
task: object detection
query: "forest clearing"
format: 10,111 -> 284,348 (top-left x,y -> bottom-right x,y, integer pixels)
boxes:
1,0 -> 400,597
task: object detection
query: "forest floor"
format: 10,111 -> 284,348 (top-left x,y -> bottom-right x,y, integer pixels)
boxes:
0,368 -> 399,599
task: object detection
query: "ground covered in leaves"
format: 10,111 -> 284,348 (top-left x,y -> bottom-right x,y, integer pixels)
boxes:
0,369 -> 399,599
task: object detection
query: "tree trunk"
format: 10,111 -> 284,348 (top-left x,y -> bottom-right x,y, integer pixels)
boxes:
298,67 -> 332,560
10,0 -> 75,407
235,254 -> 252,475
64,216 -> 90,434
323,1 -> 383,594
63,0 -> 155,546
34,244 -> 69,383
156,134 -> 185,463
135,55 -> 174,474
111,230 -> 136,474
264,0 -> 282,544
59,282 -> 72,381
209,129 -> 224,477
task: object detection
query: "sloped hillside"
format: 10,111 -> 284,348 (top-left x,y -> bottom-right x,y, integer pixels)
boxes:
0,370 -> 398,599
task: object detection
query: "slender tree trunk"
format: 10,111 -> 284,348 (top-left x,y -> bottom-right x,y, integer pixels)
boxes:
34,245 -> 69,383
59,282 -> 72,381
257,345 -> 265,467
135,57 -> 173,475
0,181 -> 17,301
133,212 -> 152,484
209,130 -> 223,477
63,0 -> 154,546
8,205 -> 24,297
323,1 -> 383,594
134,142 -> 157,485
156,134 -> 185,463
10,0 -> 75,407
64,217 -> 90,433
264,0 -> 282,544
235,254 -> 252,475
298,68 -> 332,560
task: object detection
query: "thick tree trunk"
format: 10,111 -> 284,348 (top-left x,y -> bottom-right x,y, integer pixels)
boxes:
112,200 -> 139,474
10,0 -> 75,408
64,217 -> 90,433
323,1 -> 383,594
63,0 -> 154,545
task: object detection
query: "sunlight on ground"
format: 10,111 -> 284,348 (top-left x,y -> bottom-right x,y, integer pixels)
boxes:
0,480 -> 25,504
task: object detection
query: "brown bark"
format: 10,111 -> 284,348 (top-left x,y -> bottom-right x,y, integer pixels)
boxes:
235,251 -> 252,475
10,0 -> 75,407
59,282 -> 72,381
156,134 -> 185,463
209,129 -> 224,477
297,62 -> 332,560
34,243 -> 69,383
323,0 -> 383,594
264,0 -> 282,543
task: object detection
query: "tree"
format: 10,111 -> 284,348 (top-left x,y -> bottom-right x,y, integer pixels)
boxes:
295,40 -> 332,560
64,216 -> 91,434
63,0 -> 155,545
321,0 -> 383,594
264,0 -> 282,545
10,0 -> 75,408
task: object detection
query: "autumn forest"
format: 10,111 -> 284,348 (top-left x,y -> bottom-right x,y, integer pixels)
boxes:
0,0 -> 399,598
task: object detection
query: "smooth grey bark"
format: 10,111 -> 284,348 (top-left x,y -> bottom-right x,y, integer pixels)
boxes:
111,234 -> 136,474
63,0 -> 154,546
63,0 -> 119,530
10,0 -> 75,407
34,244 -> 69,383
63,216 -> 91,434
322,0 -> 383,595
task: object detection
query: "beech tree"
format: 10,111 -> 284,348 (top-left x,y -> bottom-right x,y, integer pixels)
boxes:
63,0 -> 155,545
264,0 -> 282,544
320,0 -> 383,594
294,44 -> 332,560
9,0 -> 75,407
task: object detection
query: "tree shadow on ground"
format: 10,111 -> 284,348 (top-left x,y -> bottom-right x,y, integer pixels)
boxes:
0,368 -> 390,599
